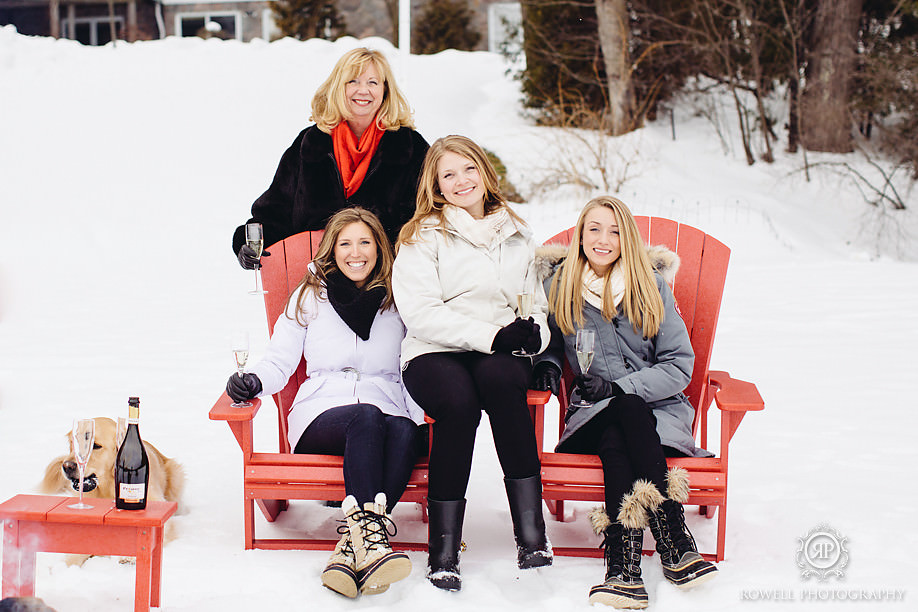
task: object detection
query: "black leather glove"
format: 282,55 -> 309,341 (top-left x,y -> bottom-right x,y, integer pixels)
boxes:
573,374 -> 623,403
237,244 -> 271,270
532,361 -> 561,396
226,373 -> 263,403
492,317 -> 538,354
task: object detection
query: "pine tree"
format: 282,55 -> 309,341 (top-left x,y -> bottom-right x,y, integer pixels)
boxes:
412,0 -> 481,54
270,0 -> 347,41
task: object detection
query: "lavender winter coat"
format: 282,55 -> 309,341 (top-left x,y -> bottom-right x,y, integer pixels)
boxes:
249,282 -> 425,451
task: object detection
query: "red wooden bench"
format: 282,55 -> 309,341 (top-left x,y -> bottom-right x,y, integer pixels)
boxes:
0,494 -> 176,612
525,216 -> 764,562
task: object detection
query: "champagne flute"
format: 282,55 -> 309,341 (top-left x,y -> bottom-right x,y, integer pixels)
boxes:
68,419 -> 95,509
570,329 -> 596,410
246,222 -> 267,295
231,332 -> 253,408
512,291 -> 536,357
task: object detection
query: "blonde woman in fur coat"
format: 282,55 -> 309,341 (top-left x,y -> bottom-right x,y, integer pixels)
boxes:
532,196 -> 717,609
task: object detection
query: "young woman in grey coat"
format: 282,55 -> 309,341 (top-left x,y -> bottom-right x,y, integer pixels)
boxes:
533,196 -> 717,610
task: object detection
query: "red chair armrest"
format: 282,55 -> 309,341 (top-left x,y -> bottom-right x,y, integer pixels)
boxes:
708,371 -> 764,413
209,393 -> 262,422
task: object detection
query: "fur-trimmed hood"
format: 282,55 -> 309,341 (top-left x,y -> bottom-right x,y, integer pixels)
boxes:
534,243 -> 680,284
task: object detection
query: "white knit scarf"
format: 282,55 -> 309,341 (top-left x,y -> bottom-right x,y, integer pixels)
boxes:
443,204 -> 510,249
581,260 -> 625,311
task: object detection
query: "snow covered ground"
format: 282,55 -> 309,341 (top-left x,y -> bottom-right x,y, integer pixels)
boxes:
1,26 -> 916,611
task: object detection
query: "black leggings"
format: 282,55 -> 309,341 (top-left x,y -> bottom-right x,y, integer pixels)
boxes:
559,394 -> 682,512
403,351 -> 540,501
294,403 -> 418,511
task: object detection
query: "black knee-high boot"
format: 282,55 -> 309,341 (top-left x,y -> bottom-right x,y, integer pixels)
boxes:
504,475 -> 553,569
427,498 -> 466,591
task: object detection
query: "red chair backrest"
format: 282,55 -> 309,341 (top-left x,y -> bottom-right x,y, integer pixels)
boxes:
542,216 -> 730,435
257,230 -> 325,452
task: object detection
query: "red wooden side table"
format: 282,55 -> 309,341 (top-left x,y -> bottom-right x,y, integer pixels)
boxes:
0,494 -> 177,612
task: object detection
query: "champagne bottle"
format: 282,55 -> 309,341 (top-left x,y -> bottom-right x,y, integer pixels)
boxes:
115,397 -> 149,510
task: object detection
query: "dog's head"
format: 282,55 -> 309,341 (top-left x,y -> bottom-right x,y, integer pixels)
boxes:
39,417 -> 119,499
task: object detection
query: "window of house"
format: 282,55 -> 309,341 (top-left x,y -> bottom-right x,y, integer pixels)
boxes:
62,16 -> 124,46
177,11 -> 240,40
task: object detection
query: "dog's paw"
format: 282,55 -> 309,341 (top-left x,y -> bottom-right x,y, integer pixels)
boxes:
117,556 -> 136,565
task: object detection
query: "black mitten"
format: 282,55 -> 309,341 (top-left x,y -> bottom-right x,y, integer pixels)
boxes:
532,361 -> 561,396
573,374 -> 622,402
523,320 -> 542,354
491,318 -> 536,354
237,244 -> 271,270
226,373 -> 263,402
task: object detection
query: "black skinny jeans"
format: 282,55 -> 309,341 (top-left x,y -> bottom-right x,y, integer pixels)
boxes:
294,403 -> 418,512
403,351 -> 541,502
559,394 -> 684,512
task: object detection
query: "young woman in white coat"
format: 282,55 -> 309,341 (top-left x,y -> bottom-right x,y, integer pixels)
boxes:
393,135 -> 552,591
226,207 -> 424,599
532,196 -> 717,609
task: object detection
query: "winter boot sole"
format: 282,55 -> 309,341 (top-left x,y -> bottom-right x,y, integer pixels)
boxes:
427,568 -> 461,591
518,548 -> 553,569
357,550 -> 412,591
321,563 -> 359,598
588,580 -> 649,609
662,552 -> 719,588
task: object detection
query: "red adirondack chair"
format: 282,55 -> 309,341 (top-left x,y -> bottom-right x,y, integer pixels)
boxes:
527,216 -> 764,562
209,230 -> 431,552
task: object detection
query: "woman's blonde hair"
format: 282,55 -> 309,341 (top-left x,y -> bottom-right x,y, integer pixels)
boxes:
548,196 -> 664,337
289,207 -> 395,326
310,48 -> 415,133
396,134 -> 525,247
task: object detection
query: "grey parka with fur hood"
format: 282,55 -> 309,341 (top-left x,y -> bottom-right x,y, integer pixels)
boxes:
534,244 -> 712,458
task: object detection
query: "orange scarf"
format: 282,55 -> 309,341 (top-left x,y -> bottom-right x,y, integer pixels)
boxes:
332,121 -> 385,198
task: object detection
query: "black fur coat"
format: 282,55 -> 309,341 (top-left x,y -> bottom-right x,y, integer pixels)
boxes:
232,124 -> 429,253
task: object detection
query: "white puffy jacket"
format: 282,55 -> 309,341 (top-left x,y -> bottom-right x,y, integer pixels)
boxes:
392,205 -> 550,368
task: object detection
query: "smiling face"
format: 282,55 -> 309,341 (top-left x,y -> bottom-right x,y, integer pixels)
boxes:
334,221 -> 378,287
343,62 -> 384,135
436,150 -> 485,219
581,205 -> 622,276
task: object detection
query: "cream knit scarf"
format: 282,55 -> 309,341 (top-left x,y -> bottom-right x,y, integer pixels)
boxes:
581,260 -> 625,311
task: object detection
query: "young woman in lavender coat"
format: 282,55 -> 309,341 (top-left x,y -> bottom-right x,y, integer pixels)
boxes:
226,207 -> 423,599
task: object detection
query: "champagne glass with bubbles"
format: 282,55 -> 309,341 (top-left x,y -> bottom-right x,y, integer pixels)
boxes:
512,291 -> 536,357
231,332 -> 253,408
246,222 -> 267,295
570,329 -> 596,410
68,419 -> 95,509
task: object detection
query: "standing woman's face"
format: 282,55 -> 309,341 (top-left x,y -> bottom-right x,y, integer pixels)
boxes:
344,63 -> 385,126
436,151 -> 485,219
580,206 -> 621,276
334,221 -> 378,287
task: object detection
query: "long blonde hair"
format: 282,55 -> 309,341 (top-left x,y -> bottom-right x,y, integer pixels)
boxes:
548,196 -> 664,337
289,207 -> 395,326
396,135 -> 526,247
310,48 -> 415,133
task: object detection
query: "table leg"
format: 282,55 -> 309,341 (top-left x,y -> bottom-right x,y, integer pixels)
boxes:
2,518 -> 36,598
2,519 -> 21,598
133,527 -> 153,612
150,525 -> 164,608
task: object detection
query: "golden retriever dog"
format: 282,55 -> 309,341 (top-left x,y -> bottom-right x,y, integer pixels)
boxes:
39,417 -> 185,565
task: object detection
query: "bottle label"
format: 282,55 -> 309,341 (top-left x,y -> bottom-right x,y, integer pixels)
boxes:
119,483 -> 146,503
